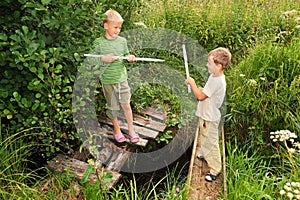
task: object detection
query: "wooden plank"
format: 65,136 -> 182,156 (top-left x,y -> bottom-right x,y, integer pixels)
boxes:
99,117 -> 159,139
141,106 -> 167,122
117,114 -> 166,132
132,114 -> 166,132
105,130 -> 148,147
47,154 -> 121,191
105,148 -> 131,171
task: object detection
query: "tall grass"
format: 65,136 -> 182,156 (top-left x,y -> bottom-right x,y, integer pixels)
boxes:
132,0 -> 299,61
0,128 -> 47,199
226,38 -> 300,144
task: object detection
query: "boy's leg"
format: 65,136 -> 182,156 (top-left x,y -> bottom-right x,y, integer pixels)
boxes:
198,118 -> 207,156
203,120 -> 222,175
120,103 -> 134,134
119,81 -> 139,143
102,84 -> 125,142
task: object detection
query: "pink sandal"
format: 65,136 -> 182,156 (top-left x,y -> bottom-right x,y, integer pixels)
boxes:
114,133 -> 126,143
129,133 -> 140,143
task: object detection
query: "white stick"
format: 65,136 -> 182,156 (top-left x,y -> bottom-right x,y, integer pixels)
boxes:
84,54 -> 165,62
182,44 -> 191,93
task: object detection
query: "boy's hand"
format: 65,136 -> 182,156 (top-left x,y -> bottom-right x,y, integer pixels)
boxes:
127,54 -> 136,62
102,54 -> 118,63
185,76 -> 195,86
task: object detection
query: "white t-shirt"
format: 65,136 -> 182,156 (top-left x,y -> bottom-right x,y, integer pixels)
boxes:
195,74 -> 226,121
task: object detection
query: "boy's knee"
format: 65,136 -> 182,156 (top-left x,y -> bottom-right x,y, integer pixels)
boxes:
121,103 -> 131,110
106,109 -> 119,119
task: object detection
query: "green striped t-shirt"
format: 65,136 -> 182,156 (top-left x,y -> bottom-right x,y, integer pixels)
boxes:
92,36 -> 129,84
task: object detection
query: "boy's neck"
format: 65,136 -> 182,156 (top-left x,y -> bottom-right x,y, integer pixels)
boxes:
212,69 -> 224,77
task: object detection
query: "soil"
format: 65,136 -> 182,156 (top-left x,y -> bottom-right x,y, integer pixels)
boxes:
188,158 -> 223,200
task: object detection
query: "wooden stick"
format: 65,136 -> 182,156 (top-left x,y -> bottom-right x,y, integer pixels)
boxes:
221,125 -> 227,198
187,121 -> 200,187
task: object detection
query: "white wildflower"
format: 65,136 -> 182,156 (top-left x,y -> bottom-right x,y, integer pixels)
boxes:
134,22 -> 147,28
280,190 -> 286,195
260,77 -> 266,81
240,74 -> 246,77
296,194 -> 300,200
288,148 -> 296,154
284,185 -> 292,191
294,189 -> 300,194
287,192 -> 294,199
247,79 -> 257,86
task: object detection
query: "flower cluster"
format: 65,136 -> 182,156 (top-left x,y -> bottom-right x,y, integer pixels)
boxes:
270,130 -> 298,143
280,182 -> 300,200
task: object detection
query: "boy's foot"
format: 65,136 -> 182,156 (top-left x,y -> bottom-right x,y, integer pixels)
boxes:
197,154 -> 206,161
129,133 -> 140,143
205,172 -> 220,182
114,133 -> 126,143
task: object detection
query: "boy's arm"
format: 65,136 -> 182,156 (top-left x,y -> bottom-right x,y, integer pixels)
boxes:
185,77 -> 208,101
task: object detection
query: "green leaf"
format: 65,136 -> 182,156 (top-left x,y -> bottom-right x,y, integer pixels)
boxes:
7,114 -> 13,119
21,97 -> 29,107
38,73 -> 44,80
29,66 -> 37,73
4,109 -> 10,115
22,26 -> 29,35
32,102 -> 39,111
81,164 -> 95,184
41,0 -> 51,6
35,93 -> 42,98
13,92 -> 21,101
0,33 -> 7,41
33,80 -> 40,85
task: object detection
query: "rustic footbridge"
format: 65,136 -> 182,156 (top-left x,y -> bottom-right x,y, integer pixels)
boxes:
47,105 -> 224,198
47,105 -> 167,190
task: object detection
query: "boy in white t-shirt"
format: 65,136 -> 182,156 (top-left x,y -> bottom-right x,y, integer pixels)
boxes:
185,47 -> 231,182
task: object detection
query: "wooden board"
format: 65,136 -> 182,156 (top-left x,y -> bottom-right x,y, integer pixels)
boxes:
141,106 -> 167,122
47,154 -> 121,191
105,131 -> 148,147
99,117 -> 160,139
127,114 -> 166,132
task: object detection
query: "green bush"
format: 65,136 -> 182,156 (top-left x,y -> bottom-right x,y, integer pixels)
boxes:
0,0 -> 142,159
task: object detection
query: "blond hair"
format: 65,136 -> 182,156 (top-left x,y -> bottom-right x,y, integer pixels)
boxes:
208,47 -> 232,68
104,9 -> 124,23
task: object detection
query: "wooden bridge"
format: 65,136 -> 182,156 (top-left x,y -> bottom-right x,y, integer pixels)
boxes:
47,105 -> 225,198
47,105 -> 167,190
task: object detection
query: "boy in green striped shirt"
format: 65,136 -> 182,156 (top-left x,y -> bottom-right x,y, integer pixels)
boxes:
92,9 -> 139,143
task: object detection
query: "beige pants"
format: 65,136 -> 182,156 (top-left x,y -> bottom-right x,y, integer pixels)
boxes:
198,118 -> 221,175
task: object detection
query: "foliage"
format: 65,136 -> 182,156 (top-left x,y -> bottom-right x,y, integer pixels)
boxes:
0,129 -> 48,200
226,38 -> 300,145
132,0 -> 300,62
0,0 -> 142,160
